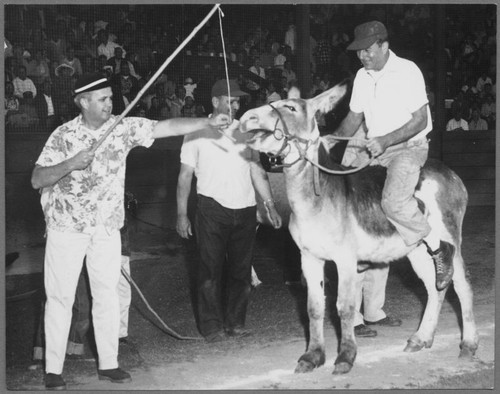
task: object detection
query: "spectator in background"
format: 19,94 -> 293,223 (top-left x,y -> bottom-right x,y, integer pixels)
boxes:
5,81 -> 20,129
146,96 -> 163,120
480,94 -> 496,128
61,46 -> 83,78
282,60 -> 297,85
17,92 -> 40,129
446,108 -> 469,131
34,79 -> 58,132
107,46 -> 139,79
273,46 -> 286,70
13,65 -> 37,100
97,29 -> 124,60
111,61 -> 139,115
266,81 -> 281,104
468,107 -> 489,130
476,71 -> 492,93
11,44 -> 31,72
284,24 -> 296,55
27,49 -> 51,87
52,63 -> 76,119
166,86 -> 186,119
182,94 -> 197,117
247,57 -> 266,102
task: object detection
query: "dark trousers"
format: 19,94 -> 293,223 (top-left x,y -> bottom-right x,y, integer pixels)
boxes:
194,195 -> 256,337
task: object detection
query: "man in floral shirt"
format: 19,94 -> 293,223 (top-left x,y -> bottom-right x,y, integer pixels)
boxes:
31,73 -> 230,390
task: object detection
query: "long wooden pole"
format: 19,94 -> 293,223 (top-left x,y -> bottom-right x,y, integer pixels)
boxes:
91,4 -> 221,153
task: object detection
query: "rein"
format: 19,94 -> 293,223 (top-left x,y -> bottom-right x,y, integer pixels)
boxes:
259,104 -> 374,175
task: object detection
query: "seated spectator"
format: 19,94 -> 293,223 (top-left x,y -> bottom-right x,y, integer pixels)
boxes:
446,109 -> 469,131
33,80 -> 58,132
181,94 -> 197,117
97,29 -> 124,60
255,87 -> 267,107
282,60 -> 297,85
166,86 -> 186,119
468,107 -> 489,130
273,46 -> 286,70
146,96 -> 162,120
266,81 -> 281,104
183,77 -> 197,99
107,46 -> 139,79
10,91 -> 39,130
310,74 -> 323,97
480,94 -> 496,128
476,71 -> 492,93
247,56 -> 266,98
5,81 -> 20,129
61,46 -> 83,77
111,61 -> 139,114
12,65 -> 37,100
52,63 -> 76,119
27,49 -> 51,87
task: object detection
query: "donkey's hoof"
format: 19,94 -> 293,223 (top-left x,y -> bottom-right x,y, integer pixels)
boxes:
295,359 -> 315,373
459,344 -> 477,359
333,361 -> 352,375
404,338 -> 425,353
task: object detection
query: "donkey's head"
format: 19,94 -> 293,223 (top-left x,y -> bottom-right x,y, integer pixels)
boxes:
240,81 -> 348,158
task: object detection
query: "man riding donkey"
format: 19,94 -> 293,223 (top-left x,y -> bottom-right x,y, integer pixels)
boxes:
327,21 -> 454,331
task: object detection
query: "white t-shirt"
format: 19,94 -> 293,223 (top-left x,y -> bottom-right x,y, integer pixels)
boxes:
350,50 -> 432,141
180,120 -> 257,209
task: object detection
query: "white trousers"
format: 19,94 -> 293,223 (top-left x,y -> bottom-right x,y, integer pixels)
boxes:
44,226 -> 121,374
118,256 -> 131,338
354,265 -> 389,326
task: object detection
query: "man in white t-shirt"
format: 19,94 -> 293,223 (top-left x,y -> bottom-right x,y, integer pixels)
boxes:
446,109 -> 469,131
176,79 -> 282,343
330,21 -> 455,336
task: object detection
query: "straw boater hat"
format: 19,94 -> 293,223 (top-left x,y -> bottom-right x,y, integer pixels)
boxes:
55,63 -> 75,77
73,73 -> 111,96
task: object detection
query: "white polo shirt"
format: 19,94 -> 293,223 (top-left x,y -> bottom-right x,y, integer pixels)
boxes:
350,50 -> 432,141
180,119 -> 257,209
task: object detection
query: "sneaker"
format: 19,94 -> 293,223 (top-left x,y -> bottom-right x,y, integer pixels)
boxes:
354,324 -> 377,338
45,373 -> 66,390
97,368 -> 132,383
364,316 -> 402,327
427,240 -> 455,291
225,327 -> 252,338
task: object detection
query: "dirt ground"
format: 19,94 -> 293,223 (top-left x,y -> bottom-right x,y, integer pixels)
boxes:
5,205 -> 495,391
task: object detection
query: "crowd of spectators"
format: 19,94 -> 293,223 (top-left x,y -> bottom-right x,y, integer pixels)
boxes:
4,4 -> 496,133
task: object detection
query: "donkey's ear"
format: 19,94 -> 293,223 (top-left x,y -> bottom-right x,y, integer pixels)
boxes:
288,86 -> 301,99
310,82 -> 348,114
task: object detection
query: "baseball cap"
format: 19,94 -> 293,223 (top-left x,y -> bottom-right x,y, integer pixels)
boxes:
73,72 -> 111,95
347,21 -> 388,51
211,79 -> 248,98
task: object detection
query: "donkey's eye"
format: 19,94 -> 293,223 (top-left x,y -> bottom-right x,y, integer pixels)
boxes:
284,105 -> 296,112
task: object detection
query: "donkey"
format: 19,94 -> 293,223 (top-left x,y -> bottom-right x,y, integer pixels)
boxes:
240,82 -> 478,375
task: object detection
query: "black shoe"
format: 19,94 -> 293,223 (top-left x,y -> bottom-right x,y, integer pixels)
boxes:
365,316 -> 402,327
205,330 -> 228,343
98,368 -> 132,383
427,241 -> 455,291
45,373 -> 66,390
225,327 -> 252,338
354,324 -> 377,337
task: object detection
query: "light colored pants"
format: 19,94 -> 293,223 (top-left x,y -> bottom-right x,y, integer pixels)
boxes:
118,256 -> 131,338
44,226 -> 121,374
343,130 -> 431,246
354,265 -> 389,326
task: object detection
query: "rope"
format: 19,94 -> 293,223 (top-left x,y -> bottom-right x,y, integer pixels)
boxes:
121,267 -> 202,341
218,7 -> 232,120
91,4 -> 222,153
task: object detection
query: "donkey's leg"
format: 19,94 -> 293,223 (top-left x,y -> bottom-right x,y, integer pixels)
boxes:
332,258 -> 360,374
405,245 -> 447,352
451,248 -> 479,358
295,252 -> 326,373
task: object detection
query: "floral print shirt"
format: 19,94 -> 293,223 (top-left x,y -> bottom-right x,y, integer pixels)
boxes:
36,114 -> 156,233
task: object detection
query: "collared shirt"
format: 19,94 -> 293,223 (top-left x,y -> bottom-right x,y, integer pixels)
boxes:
350,50 -> 432,141
180,118 -> 257,209
446,118 -> 469,131
36,114 -> 156,233
13,76 -> 37,99
469,117 -> 488,130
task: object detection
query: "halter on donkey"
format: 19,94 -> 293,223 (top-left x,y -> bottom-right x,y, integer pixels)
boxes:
241,82 -> 479,375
